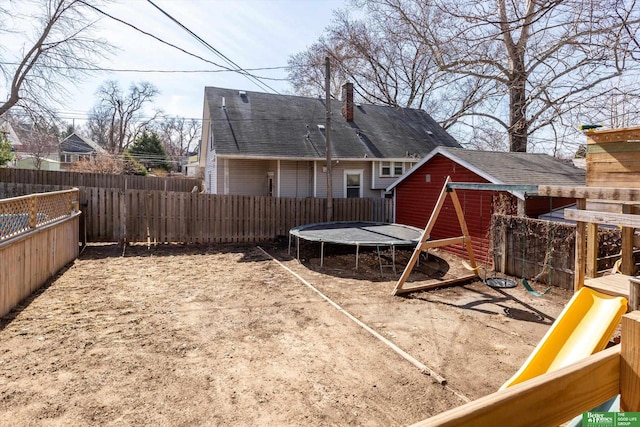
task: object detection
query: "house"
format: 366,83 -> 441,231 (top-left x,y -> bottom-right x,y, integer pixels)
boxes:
182,151 -> 200,177
1,118 -> 22,166
198,84 -> 461,197
59,132 -> 105,170
386,146 -> 586,262
0,118 -> 60,170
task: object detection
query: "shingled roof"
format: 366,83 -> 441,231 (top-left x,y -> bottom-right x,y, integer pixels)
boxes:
203,87 -> 460,159
60,132 -> 104,154
387,146 -> 585,196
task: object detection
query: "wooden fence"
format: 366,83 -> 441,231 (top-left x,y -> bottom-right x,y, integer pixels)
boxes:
0,181 -> 393,244
0,168 -> 202,192
82,189 -> 393,243
0,189 -> 80,316
492,214 -> 628,290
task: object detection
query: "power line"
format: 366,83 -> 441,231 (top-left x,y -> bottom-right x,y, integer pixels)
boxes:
81,2 -> 238,73
145,0 -> 280,95
85,1 -> 285,93
8,109 -> 205,123
0,61 -> 291,80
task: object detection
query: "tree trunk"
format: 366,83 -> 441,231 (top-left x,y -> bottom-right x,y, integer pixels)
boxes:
509,70 -> 528,153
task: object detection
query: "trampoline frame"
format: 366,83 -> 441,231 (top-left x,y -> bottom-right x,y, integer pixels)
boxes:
288,221 -> 423,276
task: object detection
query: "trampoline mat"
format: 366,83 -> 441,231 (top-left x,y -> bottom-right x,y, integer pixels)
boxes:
289,221 -> 423,246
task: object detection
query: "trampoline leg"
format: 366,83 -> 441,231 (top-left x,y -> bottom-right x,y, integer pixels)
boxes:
320,241 -> 325,268
296,236 -> 300,262
356,244 -> 360,270
377,245 -> 383,277
392,245 -> 396,275
288,233 -> 291,256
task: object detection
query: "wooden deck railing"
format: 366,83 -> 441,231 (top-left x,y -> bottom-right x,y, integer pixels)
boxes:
411,311 -> 640,427
0,188 -> 79,241
0,188 -> 80,316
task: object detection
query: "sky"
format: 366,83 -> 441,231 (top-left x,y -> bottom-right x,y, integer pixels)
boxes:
13,0 -> 349,125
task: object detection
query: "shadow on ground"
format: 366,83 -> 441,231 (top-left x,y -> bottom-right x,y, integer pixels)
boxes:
408,284 -> 556,325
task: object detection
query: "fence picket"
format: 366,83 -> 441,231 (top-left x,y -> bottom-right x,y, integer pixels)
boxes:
2,183 -> 394,244
0,168 -> 201,192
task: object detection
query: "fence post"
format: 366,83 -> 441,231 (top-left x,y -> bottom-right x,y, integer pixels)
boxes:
28,195 -> 37,229
119,190 -> 127,244
574,199 -> 587,291
621,205 -> 635,275
586,222 -> 598,279
621,311 -> 640,412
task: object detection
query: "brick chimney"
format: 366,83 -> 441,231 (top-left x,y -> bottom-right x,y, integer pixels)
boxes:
341,82 -> 354,122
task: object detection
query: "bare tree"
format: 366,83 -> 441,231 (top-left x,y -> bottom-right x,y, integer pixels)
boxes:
13,115 -> 60,170
155,116 -> 201,171
86,104 -> 111,149
91,80 -> 160,153
0,0 -> 110,117
288,41 -> 350,100
367,0 -> 640,152
288,7 -> 495,130
289,9 -> 443,106
574,79 -> 640,129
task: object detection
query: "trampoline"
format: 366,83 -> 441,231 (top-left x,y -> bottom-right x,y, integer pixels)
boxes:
288,221 -> 423,275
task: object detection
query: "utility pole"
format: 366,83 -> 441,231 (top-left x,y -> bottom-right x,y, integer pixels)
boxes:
325,56 -> 333,222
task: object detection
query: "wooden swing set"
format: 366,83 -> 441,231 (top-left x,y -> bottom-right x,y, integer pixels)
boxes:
392,177 -> 538,296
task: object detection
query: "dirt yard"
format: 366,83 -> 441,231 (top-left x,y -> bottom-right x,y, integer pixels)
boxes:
0,241 -> 575,426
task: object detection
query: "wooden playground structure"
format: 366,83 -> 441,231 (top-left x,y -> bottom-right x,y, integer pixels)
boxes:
392,177 -> 480,295
392,177 -> 538,295
405,126 -> 640,426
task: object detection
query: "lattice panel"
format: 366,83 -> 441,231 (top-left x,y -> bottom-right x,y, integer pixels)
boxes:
0,189 -> 77,241
35,192 -> 71,226
0,196 -> 31,240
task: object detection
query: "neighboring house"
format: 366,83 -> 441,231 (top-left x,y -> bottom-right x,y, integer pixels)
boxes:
386,147 -> 586,262
0,118 -> 23,166
14,156 -> 61,171
0,118 -> 22,154
183,151 -> 200,177
199,84 -> 461,198
59,132 -> 105,169
0,118 -> 60,170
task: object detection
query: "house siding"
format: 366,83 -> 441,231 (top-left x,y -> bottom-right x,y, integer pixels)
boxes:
371,161 -> 417,190
206,156 -> 393,198
314,161 -> 382,199
395,154 -> 499,263
280,161 -> 313,198
226,158 -> 271,195
205,150 -> 217,193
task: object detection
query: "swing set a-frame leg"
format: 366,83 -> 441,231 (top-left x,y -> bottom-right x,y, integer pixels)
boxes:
392,177 -> 478,296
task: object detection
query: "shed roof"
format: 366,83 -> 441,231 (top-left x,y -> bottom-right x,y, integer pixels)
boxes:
387,146 -> 586,198
203,87 -> 461,160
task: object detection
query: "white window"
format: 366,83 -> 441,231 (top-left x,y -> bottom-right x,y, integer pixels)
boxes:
344,170 -> 363,198
60,154 -> 73,163
380,161 -> 404,177
381,161 -> 391,177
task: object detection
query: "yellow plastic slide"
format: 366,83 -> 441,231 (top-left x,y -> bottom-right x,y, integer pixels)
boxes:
500,287 -> 627,390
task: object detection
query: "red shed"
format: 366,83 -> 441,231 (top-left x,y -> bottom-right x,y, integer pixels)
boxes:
386,147 -> 585,263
